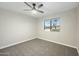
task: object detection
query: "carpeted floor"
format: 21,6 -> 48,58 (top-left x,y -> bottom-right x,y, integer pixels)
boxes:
0,38 -> 78,56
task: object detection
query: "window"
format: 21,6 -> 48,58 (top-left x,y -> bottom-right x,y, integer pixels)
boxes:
44,17 -> 60,32
44,19 -> 50,31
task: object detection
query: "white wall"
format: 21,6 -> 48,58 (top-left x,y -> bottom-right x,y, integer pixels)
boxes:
0,9 -> 37,49
77,7 -> 79,53
37,9 -> 78,48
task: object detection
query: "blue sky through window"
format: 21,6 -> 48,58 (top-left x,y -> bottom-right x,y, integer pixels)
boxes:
45,20 -> 50,27
52,18 -> 60,26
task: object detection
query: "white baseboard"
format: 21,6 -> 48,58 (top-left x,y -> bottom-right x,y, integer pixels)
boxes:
0,34 -> 37,49
76,48 -> 79,54
0,38 -> 37,49
37,37 -> 77,49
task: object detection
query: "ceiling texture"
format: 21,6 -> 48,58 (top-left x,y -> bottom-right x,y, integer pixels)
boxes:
0,2 -> 79,18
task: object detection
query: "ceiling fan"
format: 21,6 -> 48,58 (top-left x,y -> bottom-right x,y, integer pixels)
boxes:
24,2 -> 44,13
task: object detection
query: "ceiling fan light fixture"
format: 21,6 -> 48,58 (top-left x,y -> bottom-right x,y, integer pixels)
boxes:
31,9 -> 37,14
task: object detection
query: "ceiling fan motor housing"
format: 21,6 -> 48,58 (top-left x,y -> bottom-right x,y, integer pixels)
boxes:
32,3 -> 36,6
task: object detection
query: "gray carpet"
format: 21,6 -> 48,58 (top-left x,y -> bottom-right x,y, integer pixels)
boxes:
0,38 -> 78,56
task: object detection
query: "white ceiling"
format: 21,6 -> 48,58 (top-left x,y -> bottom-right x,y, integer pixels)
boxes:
0,2 -> 79,18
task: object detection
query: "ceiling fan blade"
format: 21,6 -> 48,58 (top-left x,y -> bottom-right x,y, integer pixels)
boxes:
36,9 -> 44,13
38,4 -> 43,8
24,9 -> 32,11
24,2 -> 32,8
